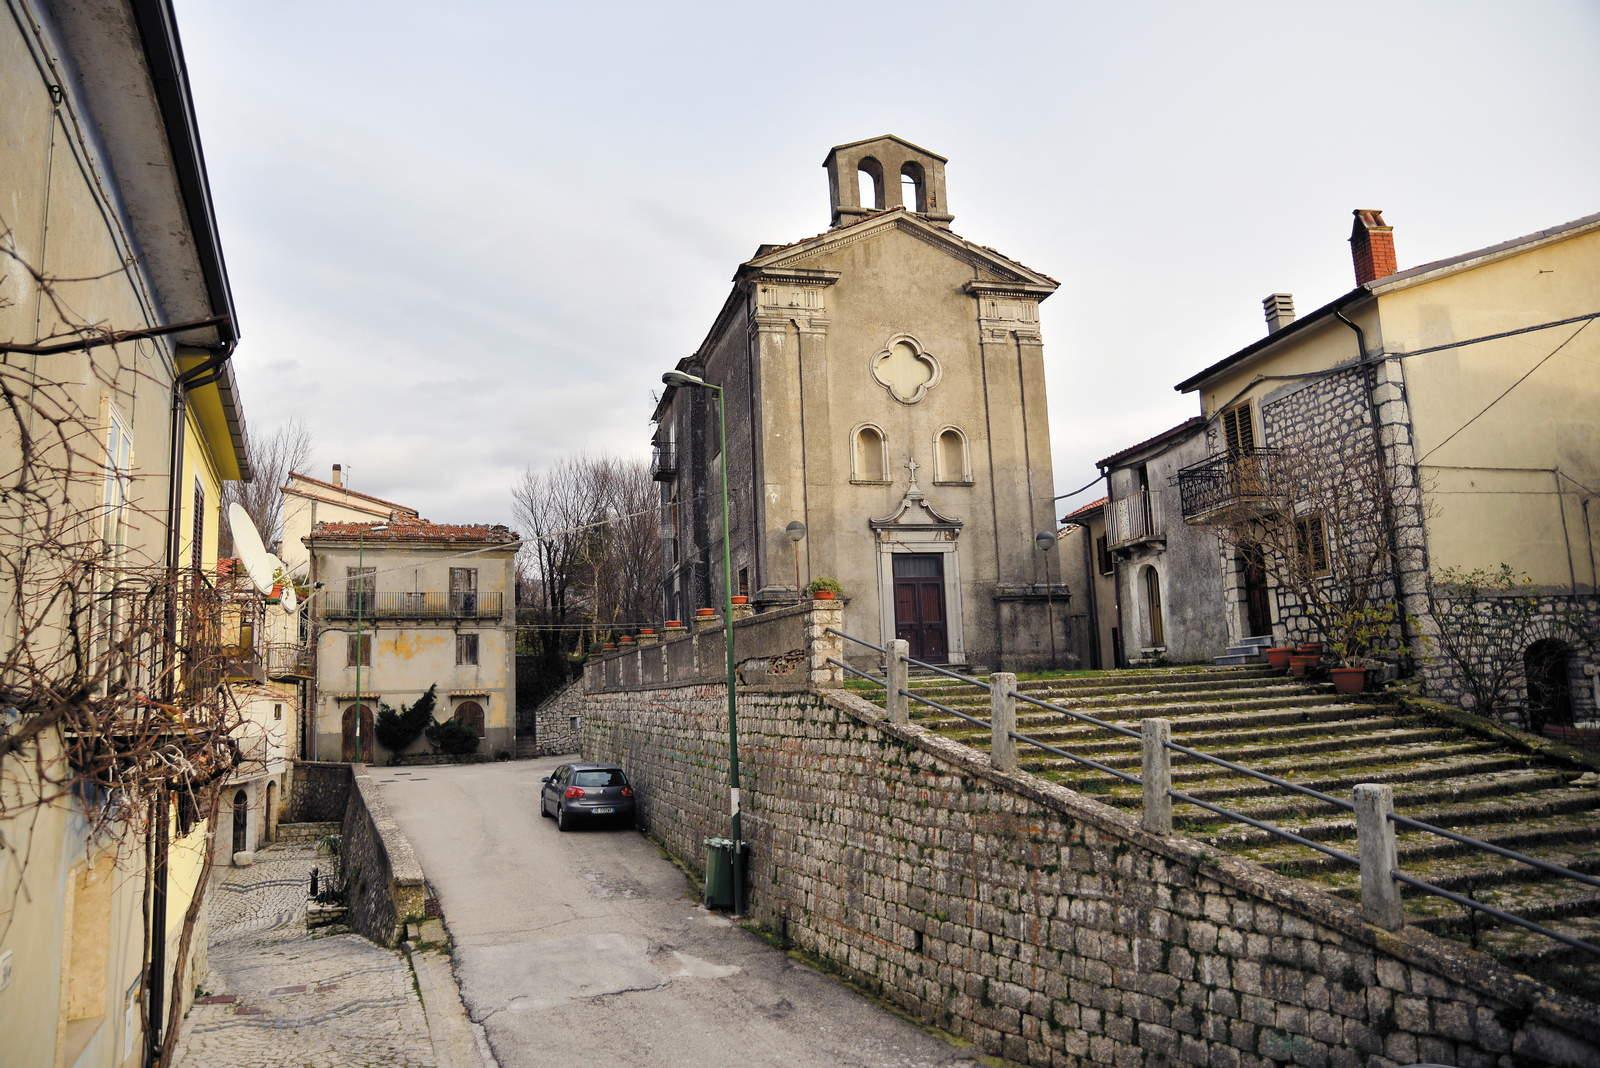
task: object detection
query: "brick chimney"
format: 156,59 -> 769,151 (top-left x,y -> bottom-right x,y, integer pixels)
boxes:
1262,293 -> 1296,334
331,463 -> 343,487
1350,209 -> 1397,285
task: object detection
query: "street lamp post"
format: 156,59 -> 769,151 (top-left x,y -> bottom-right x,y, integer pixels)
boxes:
1036,530 -> 1059,671
785,520 -> 807,604
663,370 -> 745,916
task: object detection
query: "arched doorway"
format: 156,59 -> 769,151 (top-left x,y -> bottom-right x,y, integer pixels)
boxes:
264,781 -> 279,844
455,700 -> 485,738
231,789 -> 249,855
342,702 -> 375,763
1525,639 -> 1574,732
1143,567 -> 1165,648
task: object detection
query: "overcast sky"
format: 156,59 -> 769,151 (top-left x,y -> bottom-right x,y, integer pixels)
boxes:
176,0 -> 1600,525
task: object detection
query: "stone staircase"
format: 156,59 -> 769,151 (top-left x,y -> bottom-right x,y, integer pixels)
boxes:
860,663 -> 1600,1001
1213,633 -> 1273,666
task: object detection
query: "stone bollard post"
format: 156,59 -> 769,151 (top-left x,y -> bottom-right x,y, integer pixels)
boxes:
990,672 -> 1018,772
805,598 -> 845,687
730,600 -> 756,623
1141,718 -> 1173,834
885,639 -> 910,724
1354,783 -> 1404,930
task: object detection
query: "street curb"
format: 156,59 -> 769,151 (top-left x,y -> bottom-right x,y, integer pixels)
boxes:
405,938 -> 498,1067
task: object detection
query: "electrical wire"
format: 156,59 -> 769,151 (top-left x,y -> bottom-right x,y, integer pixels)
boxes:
1417,318 -> 1593,464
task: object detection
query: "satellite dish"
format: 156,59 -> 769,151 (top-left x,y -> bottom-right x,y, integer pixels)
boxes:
228,502 -> 280,595
280,584 -> 299,615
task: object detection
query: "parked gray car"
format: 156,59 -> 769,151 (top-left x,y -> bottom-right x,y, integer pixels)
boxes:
539,763 -> 636,831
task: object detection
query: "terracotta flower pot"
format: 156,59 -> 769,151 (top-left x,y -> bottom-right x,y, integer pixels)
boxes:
602,642 -> 617,651
695,607 -> 716,618
639,628 -> 655,635
619,635 -> 635,645
731,595 -> 749,605
664,620 -> 681,628
1288,654 -> 1319,678
1297,642 -> 1324,657
1265,646 -> 1294,672
811,590 -> 837,601
1330,665 -> 1368,694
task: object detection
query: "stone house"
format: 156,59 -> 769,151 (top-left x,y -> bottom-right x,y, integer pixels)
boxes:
652,135 -> 1069,670
1057,498 -> 1116,669
1172,208 -> 1600,726
0,1 -> 253,1060
1096,417 -> 1231,664
304,514 -> 520,760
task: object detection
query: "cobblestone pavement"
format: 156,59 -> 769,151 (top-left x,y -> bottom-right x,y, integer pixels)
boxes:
172,838 -> 436,1068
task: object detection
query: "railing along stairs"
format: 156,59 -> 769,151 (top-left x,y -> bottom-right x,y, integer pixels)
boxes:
825,628 -> 1600,963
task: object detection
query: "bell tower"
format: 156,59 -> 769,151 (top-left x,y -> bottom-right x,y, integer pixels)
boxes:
823,135 -> 954,230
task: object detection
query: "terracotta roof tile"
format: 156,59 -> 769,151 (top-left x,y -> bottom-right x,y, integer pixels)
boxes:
1096,416 -> 1205,470
307,518 -> 518,546
1061,496 -> 1108,523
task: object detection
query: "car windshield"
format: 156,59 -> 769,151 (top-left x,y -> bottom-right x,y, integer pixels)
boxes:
572,769 -> 626,787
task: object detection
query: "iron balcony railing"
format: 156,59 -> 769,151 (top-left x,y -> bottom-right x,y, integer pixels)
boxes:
1106,488 -> 1164,549
266,641 -> 313,678
1177,447 -> 1283,521
825,627 -> 1600,964
324,590 -> 504,620
651,440 -> 677,482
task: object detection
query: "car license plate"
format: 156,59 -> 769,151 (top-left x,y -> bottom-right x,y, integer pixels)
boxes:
593,807 -> 614,815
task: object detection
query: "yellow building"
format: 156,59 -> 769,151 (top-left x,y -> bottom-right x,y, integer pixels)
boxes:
1173,208 -> 1599,725
0,1 -> 252,1063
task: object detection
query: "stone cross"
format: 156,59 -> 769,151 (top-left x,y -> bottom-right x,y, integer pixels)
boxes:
904,456 -> 921,489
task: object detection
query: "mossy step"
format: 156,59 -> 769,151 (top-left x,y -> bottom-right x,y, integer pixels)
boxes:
939,710 -> 1423,754
1155,768 -> 1579,825
1311,839 -> 1600,898
911,694 -> 1366,732
908,665 -> 1278,695
1037,738 -> 1504,784
1407,880 -> 1600,934
1467,911 -> 1600,970
1046,750 -> 1534,805
1241,812 -> 1600,873
908,682 -> 1333,713
1182,786 -> 1600,850
909,697 -> 1372,735
910,674 -> 1311,705
990,724 -> 1459,770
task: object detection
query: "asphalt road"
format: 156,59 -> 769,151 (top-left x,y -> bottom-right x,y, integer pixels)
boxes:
378,756 -> 980,1068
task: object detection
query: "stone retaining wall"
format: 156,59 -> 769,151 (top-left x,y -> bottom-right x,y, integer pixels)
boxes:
285,760 -> 351,823
530,681 -> 585,755
339,767 -> 428,946
581,683 -> 1600,1067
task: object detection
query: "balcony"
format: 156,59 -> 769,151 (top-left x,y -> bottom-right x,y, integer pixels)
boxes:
1106,488 -> 1165,550
266,641 -> 313,679
324,590 -> 504,621
219,646 -> 265,683
651,440 -> 677,481
1178,448 -> 1284,523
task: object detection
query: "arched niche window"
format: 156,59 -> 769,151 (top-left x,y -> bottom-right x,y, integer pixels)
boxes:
852,424 -> 888,483
454,700 -> 486,738
934,427 -> 970,484
857,157 -> 885,211
900,161 -> 926,213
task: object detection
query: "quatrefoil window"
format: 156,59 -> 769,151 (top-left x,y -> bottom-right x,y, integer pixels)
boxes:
871,334 -> 941,405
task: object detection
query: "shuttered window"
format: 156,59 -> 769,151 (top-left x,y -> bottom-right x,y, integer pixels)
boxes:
1221,403 -> 1255,455
1295,513 -> 1329,575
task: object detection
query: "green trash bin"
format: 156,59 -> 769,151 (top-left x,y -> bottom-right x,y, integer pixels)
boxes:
703,837 -> 741,910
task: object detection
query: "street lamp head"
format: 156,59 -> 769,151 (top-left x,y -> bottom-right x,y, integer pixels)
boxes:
1035,531 -> 1056,552
785,520 -> 807,543
662,370 -> 709,389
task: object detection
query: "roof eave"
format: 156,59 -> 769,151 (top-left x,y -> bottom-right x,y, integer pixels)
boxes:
1173,288 -> 1373,394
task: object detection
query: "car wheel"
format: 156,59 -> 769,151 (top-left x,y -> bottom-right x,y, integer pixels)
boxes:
556,805 -> 569,832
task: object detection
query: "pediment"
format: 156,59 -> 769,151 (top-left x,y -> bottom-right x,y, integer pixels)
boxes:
740,209 -> 1058,292
870,486 -> 963,532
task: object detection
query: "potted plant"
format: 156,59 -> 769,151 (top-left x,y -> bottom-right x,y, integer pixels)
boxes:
1327,603 -> 1397,695
695,607 -> 717,618
731,595 -> 749,605
808,577 -> 843,601
619,634 -> 636,645
1288,653 -> 1320,678
663,619 -> 682,628
1265,645 -> 1295,672
1296,642 -> 1324,657
639,627 -> 656,636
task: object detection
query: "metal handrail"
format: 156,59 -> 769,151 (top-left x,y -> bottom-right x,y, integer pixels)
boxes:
830,629 -> 1600,960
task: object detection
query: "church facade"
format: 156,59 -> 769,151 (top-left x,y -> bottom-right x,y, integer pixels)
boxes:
652,136 -> 1068,669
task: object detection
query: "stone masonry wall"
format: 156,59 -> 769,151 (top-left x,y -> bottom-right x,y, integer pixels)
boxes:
531,681 -> 586,755
339,767 -> 428,946
285,760 -> 351,823
581,683 -> 1600,1067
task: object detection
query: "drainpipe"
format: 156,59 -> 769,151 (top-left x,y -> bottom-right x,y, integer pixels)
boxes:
149,345 -> 231,1066
1334,310 -> 1415,665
